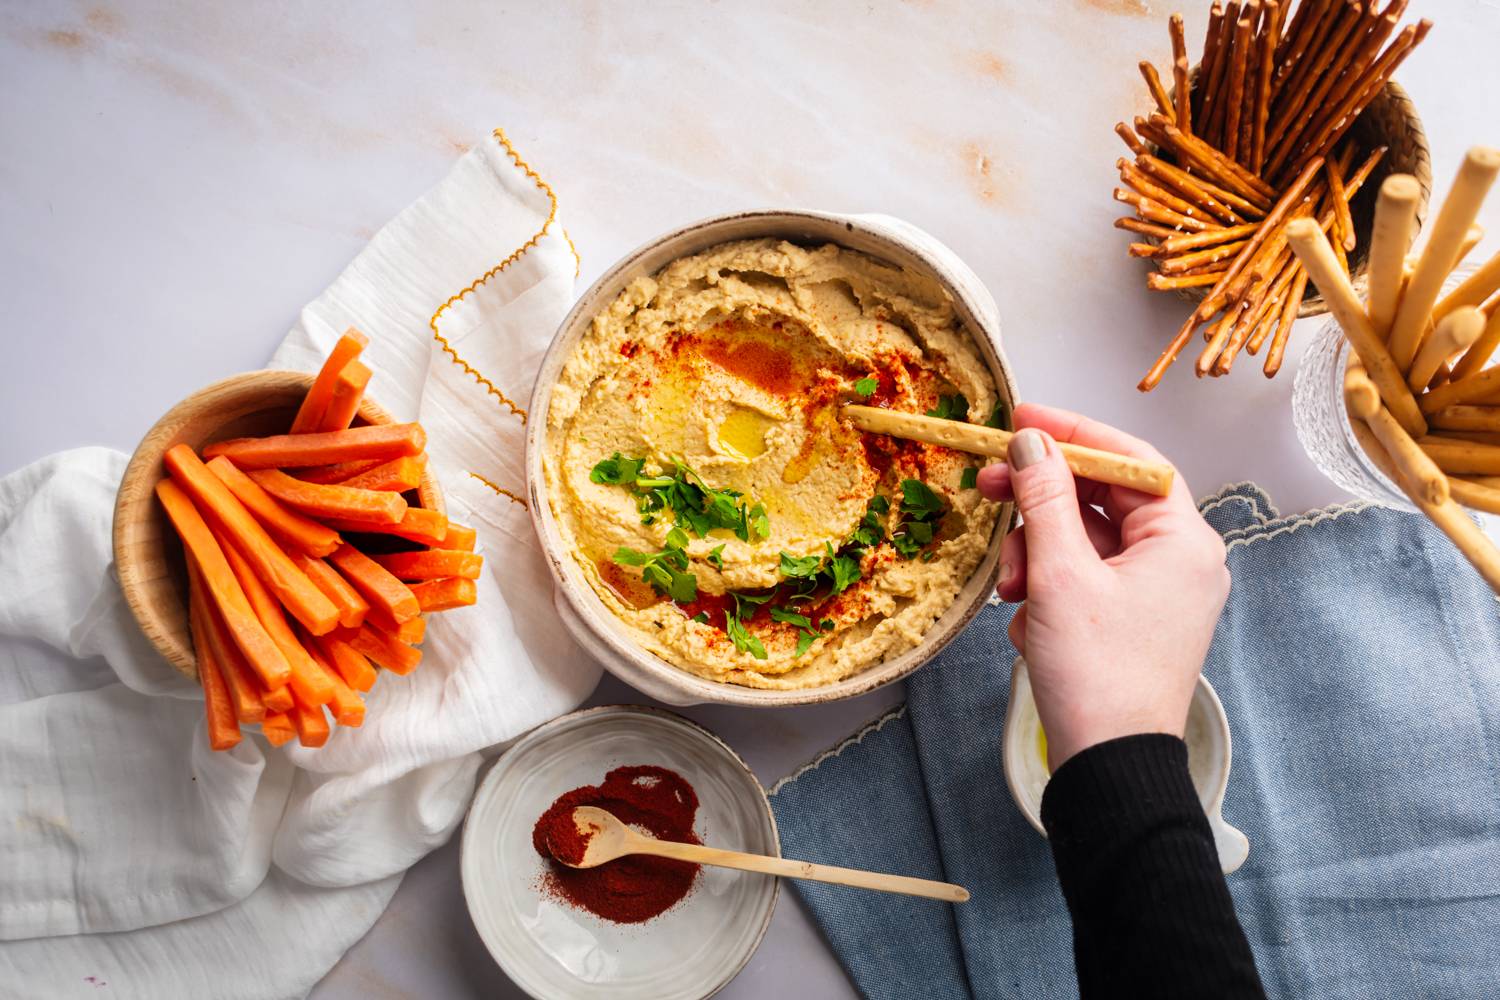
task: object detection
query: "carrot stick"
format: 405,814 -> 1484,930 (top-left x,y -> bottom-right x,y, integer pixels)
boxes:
324,507 -> 448,547
310,632 -> 377,692
164,445 -> 340,635
155,479 -> 292,688
300,627 -> 366,727
372,549 -> 483,581
288,550 -> 369,629
340,622 -> 422,675
291,328 -> 369,434
329,543 -> 420,623
206,456 -> 341,557
247,468 -> 407,524
440,523 -> 477,552
334,455 -> 425,492
261,684 -> 295,714
185,581 -> 243,752
290,458 -> 388,484
188,558 -> 267,723
289,695 -> 330,748
410,577 -> 478,613
316,360 -> 372,434
364,607 -> 427,641
202,423 -> 426,470
260,712 -> 297,747
215,528 -> 337,707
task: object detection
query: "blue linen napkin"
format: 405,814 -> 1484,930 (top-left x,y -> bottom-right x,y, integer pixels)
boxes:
769,484 -> 1500,999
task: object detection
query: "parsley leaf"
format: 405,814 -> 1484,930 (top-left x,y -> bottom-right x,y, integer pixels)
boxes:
829,551 -> 863,593
591,453 -> 772,543
779,551 -> 822,578
589,453 -> 646,485
794,631 -> 818,657
985,401 -> 1008,428
612,540 -> 697,603
726,613 -> 768,660
892,478 -> 947,560
690,611 -> 710,624
770,607 -> 813,629
926,393 -> 970,422
707,544 -> 725,570
853,376 -> 878,398
960,466 -> 978,490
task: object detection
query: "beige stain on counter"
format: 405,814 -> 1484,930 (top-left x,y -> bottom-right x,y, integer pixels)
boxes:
961,141 -> 1005,205
1081,0 -> 1152,15
970,51 -> 1008,84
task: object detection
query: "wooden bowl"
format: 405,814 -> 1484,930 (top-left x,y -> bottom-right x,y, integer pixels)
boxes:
1154,77 -> 1431,317
113,370 -> 444,681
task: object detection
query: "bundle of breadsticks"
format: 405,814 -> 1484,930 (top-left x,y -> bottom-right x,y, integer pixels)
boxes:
1116,1 -> 1432,388
1285,147 -> 1500,594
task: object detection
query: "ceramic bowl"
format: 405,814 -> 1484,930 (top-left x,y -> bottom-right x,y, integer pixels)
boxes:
112,370 -> 443,679
461,705 -> 779,1000
525,209 -> 1019,707
1000,657 -> 1250,875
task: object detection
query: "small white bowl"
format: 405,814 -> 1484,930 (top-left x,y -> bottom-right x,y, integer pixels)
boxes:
525,209 -> 1019,707
1001,657 -> 1250,875
461,705 -> 779,1000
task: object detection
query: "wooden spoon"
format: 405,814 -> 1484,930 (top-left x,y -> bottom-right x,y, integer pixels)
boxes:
555,806 -> 970,904
843,404 -> 1175,496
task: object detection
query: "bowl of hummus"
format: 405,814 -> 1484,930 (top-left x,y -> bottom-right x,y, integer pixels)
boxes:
527,210 -> 1018,706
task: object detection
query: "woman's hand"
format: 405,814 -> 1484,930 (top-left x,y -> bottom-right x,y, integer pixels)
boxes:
977,403 -> 1230,771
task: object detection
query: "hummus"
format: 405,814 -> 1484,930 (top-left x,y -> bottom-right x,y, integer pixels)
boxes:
544,239 -> 1005,689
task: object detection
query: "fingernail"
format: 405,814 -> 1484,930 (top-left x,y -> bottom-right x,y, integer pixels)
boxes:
1008,429 -> 1048,470
999,561 -> 1015,587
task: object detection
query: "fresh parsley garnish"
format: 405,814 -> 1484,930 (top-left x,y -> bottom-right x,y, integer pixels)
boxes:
770,607 -> 813,629
590,453 -> 770,542
612,526 -> 698,602
960,467 -> 978,490
779,551 -> 822,578
794,631 -> 818,657
926,393 -> 970,422
707,544 -> 725,570
853,376 -> 878,398
689,611 -> 710,624
985,401 -> 1008,428
892,478 -> 946,559
725,610 -> 768,660
589,453 -> 647,485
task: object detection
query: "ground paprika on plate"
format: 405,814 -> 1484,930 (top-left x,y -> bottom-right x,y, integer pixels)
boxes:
531,764 -> 701,924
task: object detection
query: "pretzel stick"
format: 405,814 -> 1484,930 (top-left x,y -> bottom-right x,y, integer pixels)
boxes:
1315,1 -> 1406,124
1139,61 -> 1175,117
1271,0 -> 1342,121
1446,477 -> 1500,517
1116,189 -> 1219,232
1285,217 -> 1426,435
1349,419 -> 1500,594
1420,364 -> 1500,415
1222,202 -> 1313,305
1236,1 -> 1263,164
1388,147 -> 1500,371
1151,115 -> 1276,205
1199,301 -> 1249,374
1261,270 -> 1309,371
1451,304 -> 1500,383
1432,406 -> 1500,434
1196,2 -> 1227,123
1408,307 -> 1486,393
1324,156 -> 1356,252
1114,121 -> 1150,157
1119,161 -> 1221,224
1159,239 -> 1253,274
1273,0 -> 1327,83
1169,14 -> 1192,132
1204,156 -> 1325,313
1344,365 -> 1448,504
1116,216 -> 1179,240
1250,0 -> 1280,173
1136,156 -> 1250,223
1366,173 -> 1422,341
842,406 -> 1175,496
1129,242 -> 1161,258
1222,7 -> 1254,164
1150,271 -> 1229,290
1418,437 -> 1500,476
1215,252 -> 1300,372
1432,251 -> 1500,334
1268,1 -> 1368,168
1205,1 -> 1241,145
1159,221 -> 1262,254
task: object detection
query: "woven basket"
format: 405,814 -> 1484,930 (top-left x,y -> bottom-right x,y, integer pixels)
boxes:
1151,76 -> 1430,318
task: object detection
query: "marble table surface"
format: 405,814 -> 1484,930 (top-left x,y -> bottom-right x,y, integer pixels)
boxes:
4,1 -> 1498,997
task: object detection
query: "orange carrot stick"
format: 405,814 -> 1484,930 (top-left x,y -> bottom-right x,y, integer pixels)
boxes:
440,523 -> 477,552
291,328 -> 369,434
372,549 -> 483,581
317,360 -> 372,434
340,622 -> 422,675
310,633 -> 377,692
410,577 -> 478,612
289,458 -> 388,484
303,638 -> 365,727
288,550 -> 368,628
185,583 -> 243,751
324,507 -> 448,547
261,712 -> 297,746
289,695 -> 330,748
203,423 -> 425,469
155,479 -> 292,688
206,456 -> 341,557
364,606 -> 427,641
188,559 -> 267,723
247,468 -> 407,524
328,543 -> 420,623
164,445 -> 340,635
215,529 -> 337,707
261,684 -> 294,714
334,455 -> 425,492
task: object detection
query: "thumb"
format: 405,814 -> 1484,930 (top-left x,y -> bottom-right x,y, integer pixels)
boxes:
1007,428 -> 1098,578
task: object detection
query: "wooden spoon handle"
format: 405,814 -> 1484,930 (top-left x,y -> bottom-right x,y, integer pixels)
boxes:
844,405 -> 1175,497
637,838 -> 970,903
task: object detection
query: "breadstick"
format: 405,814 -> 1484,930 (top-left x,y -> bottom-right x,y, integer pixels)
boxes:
1418,436 -> 1500,476
1222,7 -> 1255,164
1115,121 -> 1150,157
1115,189 -> 1219,233
1456,225 -> 1485,265
1366,174 -> 1423,341
1408,307 -> 1486,393
1285,217 -> 1426,436
1139,61 -> 1175,117
1432,430 -> 1500,447
1431,406 -> 1500,434
1431,251 -> 1500,332
1169,14 -> 1192,132
1388,148 -> 1500,370
1158,221 -> 1262,254
1450,304 -> 1500,383
842,406 -> 1175,496
1116,216 -> 1179,240
1196,2 -> 1227,123
1350,419 -> 1500,594
1421,363 -> 1500,414
1344,365 -> 1448,504
1325,156 -> 1356,252
1446,477 -> 1500,517
1262,269 -> 1309,374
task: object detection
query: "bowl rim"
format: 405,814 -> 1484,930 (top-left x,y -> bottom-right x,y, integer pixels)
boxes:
458,703 -> 780,1000
112,368 -> 443,680
524,207 -> 1018,707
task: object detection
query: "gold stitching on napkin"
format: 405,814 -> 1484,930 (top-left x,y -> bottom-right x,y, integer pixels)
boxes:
468,471 -> 527,509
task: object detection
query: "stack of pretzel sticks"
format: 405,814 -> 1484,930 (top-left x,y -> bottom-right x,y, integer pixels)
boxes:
1118,1 -> 1432,388
1285,147 -> 1500,594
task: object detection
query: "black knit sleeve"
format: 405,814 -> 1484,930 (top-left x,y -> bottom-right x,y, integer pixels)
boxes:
1040,734 -> 1265,999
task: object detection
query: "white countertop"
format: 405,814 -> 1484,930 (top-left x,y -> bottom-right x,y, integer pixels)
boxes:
4,1 -> 1498,997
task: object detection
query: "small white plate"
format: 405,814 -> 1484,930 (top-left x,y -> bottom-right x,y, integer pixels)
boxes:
461,705 -> 780,1000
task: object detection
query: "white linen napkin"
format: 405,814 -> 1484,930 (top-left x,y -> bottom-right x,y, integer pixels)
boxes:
0,129 -> 600,998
